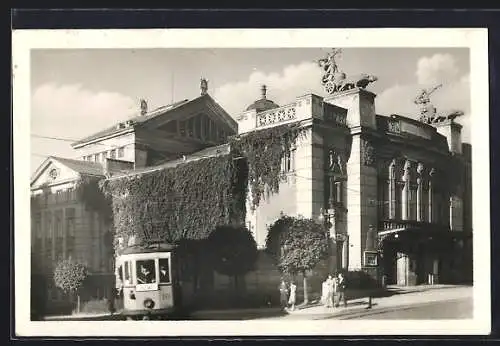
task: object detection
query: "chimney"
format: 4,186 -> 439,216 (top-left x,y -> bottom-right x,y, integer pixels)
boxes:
140,99 -> 148,115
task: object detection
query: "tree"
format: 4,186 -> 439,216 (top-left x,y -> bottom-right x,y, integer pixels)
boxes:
265,215 -> 329,305
208,225 -> 258,291
53,258 -> 88,313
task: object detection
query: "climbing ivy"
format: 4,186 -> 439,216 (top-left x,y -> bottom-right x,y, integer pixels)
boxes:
100,122 -> 306,250
230,123 -> 306,210
75,176 -> 113,224
100,155 -> 242,248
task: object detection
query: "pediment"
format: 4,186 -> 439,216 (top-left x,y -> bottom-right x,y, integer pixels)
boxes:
141,95 -> 238,137
31,158 -> 80,190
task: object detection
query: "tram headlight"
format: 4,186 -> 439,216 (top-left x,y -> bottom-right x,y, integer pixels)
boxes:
143,298 -> 155,309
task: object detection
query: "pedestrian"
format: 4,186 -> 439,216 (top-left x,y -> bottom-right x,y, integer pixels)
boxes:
279,279 -> 288,310
288,281 -> 297,311
335,272 -> 348,308
321,278 -> 329,306
326,275 -> 334,308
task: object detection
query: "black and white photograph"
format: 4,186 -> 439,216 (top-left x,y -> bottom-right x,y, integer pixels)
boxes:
13,28 -> 490,336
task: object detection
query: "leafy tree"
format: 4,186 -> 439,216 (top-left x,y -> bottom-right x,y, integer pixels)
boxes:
265,213 -> 295,260
53,258 -> 89,313
265,215 -> 329,305
208,225 -> 258,291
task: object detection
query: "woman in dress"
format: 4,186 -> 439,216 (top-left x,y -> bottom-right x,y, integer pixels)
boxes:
321,278 -> 329,306
326,275 -> 335,308
288,281 -> 297,311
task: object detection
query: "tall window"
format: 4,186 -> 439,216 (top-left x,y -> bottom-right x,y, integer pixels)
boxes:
93,154 -> 99,162
282,147 -> 296,173
110,149 -> 116,159
117,147 -> 125,158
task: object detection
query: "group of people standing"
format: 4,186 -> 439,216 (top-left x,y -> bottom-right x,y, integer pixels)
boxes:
321,272 -> 347,309
278,272 -> 348,312
279,280 -> 297,311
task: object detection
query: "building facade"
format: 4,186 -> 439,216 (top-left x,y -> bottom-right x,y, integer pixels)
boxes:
236,81 -> 472,286
30,81 -> 238,310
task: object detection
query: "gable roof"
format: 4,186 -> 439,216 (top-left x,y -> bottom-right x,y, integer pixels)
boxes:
53,156 -> 106,176
71,99 -> 190,148
107,143 -> 231,181
71,94 -> 237,148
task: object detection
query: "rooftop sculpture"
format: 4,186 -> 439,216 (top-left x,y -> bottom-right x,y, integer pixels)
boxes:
317,48 -> 378,95
414,84 -> 464,124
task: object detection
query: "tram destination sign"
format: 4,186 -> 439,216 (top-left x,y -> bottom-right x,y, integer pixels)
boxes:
136,283 -> 159,292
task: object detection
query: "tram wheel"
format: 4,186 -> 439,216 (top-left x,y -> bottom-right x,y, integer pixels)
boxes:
126,316 -> 134,321
142,315 -> 151,320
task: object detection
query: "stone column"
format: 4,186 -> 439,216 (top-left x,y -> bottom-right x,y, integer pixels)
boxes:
429,168 -> 435,222
41,211 -> 46,268
325,88 -> 378,271
62,207 -> 67,259
402,160 -> 411,220
388,159 -> 397,219
416,163 -> 424,222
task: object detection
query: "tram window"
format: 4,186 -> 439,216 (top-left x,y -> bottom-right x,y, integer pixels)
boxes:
118,265 -> 123,281
159,258 -> 171,283
136,260 -> 156,284
124,261 -> 131,284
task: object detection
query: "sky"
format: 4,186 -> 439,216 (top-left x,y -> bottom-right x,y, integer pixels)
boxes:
30,48 -> 470,174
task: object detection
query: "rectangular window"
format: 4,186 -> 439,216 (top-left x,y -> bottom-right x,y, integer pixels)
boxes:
55,210 -> 63,238
100,152 -> 106,161
159,258 -> 171,284
110,149 -> 116,159
282,148 -> 296,173
136,259 -> 156,284
117,147 -> 125,158
94,154 -> 99,162
45,212 -> 53,239
187,118 -> 194,137
66,208 -> 75,237
179,121 -> 186,136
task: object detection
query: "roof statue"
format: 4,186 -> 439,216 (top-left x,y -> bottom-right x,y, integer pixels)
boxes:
414,84 -> 442,123
200,78 -> 208,95
317,48 -> 378,95
140,99 -> 148,116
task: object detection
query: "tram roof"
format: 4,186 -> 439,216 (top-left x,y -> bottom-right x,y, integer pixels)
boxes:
120,243 -> 177,255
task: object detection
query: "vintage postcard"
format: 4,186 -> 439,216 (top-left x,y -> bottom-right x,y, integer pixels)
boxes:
13,28 -> 490,336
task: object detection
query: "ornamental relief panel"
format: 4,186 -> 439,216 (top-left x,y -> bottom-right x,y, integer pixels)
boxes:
361,138 -> 377,167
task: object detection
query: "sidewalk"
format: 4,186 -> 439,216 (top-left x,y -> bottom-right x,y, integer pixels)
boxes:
285,285 -> 472,319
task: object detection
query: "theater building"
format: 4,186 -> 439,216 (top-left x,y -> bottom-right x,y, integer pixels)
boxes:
235,63 -> 472,286
31,55 -> 473,303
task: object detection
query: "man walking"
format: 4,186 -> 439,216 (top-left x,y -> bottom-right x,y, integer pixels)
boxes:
335,272 -> 347,308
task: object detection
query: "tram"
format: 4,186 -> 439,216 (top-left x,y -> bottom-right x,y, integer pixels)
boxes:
116,242 -> 194,320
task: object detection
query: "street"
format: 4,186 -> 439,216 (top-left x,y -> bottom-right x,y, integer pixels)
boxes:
340,297 -> 472,320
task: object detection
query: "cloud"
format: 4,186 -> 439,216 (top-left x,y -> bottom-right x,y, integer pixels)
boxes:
213,62 -> 326,116
31,83 -> 137,171
32,83 -> 137,137
415,53 -> 460,85
377,53 -> 470,143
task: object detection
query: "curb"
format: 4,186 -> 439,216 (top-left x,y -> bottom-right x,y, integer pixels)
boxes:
315,297 -> 471,320
190,307 -> 284,317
